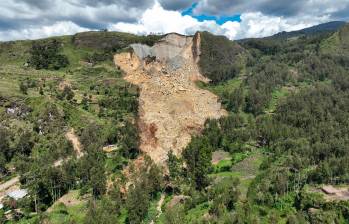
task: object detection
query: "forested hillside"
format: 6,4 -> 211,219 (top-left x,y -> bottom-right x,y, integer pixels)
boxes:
0,23 -> 349,224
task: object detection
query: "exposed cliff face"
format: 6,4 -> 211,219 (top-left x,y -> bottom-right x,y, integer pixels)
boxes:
114,33 -> 226,164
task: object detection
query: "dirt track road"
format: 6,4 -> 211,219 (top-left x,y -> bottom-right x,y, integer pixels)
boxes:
65,128 -> 83,158
0,176 -> 20,200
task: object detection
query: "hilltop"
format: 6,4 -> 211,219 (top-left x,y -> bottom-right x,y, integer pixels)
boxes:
272,21 -> 346,39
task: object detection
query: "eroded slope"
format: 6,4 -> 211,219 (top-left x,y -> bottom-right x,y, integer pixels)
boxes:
114,33 -> 226,164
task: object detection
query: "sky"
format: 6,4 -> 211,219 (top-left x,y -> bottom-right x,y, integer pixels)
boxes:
0,0 -> 348,41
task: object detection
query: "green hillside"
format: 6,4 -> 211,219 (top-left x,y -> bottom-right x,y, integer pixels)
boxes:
321,23 -> 349,55
1,27 -> 349,224
196,31 -> 246,83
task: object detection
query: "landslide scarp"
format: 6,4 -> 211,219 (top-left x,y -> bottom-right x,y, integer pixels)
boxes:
114,33 -> 227,164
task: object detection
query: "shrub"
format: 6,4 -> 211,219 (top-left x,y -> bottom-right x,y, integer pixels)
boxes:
29,39 -> 69,70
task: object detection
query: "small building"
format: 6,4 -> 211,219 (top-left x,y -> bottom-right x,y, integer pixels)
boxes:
7,189 -> 28,200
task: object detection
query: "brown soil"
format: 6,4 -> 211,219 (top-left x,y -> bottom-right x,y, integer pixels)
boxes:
53,129 -> 83,167
310,185 -> 349,201
167,195 -> 190,208
58,80 -> 71,91
65,128 -> 83,158
211,150 -> 231,165
114,33 -> 226,164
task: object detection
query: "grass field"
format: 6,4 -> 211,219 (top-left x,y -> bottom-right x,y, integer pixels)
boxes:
211,149 -> 265,199
266,87 -> 290,113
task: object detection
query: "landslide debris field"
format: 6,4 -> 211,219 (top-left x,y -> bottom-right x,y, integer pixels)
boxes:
115,33 -> 227,164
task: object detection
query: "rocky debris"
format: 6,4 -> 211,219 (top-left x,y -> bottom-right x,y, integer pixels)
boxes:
130,33 -> 194,72
115,33 -> 226,165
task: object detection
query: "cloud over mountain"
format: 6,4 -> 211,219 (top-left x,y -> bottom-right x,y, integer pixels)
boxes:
0,0 -> 347,41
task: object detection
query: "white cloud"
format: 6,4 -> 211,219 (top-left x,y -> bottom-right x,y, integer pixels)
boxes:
0,21 -> 89,41
0,0 -> 335,41
232,12 -> 331,39
110,3 -> 234,37
110,2 -> 199,35
110,2 -> 331,40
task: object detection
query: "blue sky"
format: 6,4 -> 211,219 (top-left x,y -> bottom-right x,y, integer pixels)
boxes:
181,3 -> 241,25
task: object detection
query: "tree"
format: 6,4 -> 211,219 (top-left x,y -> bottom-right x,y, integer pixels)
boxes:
125,156 -> 163,224
81,96 -> 89,110
0,153 -> 6,175
61,86 -> 74,101
227,87 -> 244,112
202,119 -> 222,149
78,146 -> 106,198
19,81 -> 28,95
85,198 -> 120,224
80,122 -> 103,150
90,164 -> 106,198
167,150 -> 182,185
118,121 -> 139,159
209,177 -> 240,216
16,132 -> 34,156
108,184 -> 122,214
126,181 -> 151,224
164,204 -> 186,224
29,39 -> 69,70
0,128 -> 12,164
183,137 -> 213,189
39,87 -> 44,95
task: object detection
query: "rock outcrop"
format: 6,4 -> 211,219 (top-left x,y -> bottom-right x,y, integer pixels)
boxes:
114,33 -> 226,164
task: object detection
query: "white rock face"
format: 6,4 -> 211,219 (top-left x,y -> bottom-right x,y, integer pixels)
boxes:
131,33 -> 193,70
130,44 -> 152,60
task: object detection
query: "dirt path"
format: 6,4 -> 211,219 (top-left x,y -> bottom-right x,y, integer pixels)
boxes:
156,193 -> 165,217
309,185 -> 349,201
114,33 -> 226,164
150,193 -> 166,224
0,176 -> 20,201
0,177 -> 19,192
53,128 -> 83,167
65,128 -> 83,158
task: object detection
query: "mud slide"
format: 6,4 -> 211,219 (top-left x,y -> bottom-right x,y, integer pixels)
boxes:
115,33 -> 226,164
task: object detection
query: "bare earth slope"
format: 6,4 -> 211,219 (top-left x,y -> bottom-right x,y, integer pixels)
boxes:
114,33 -> 226,164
